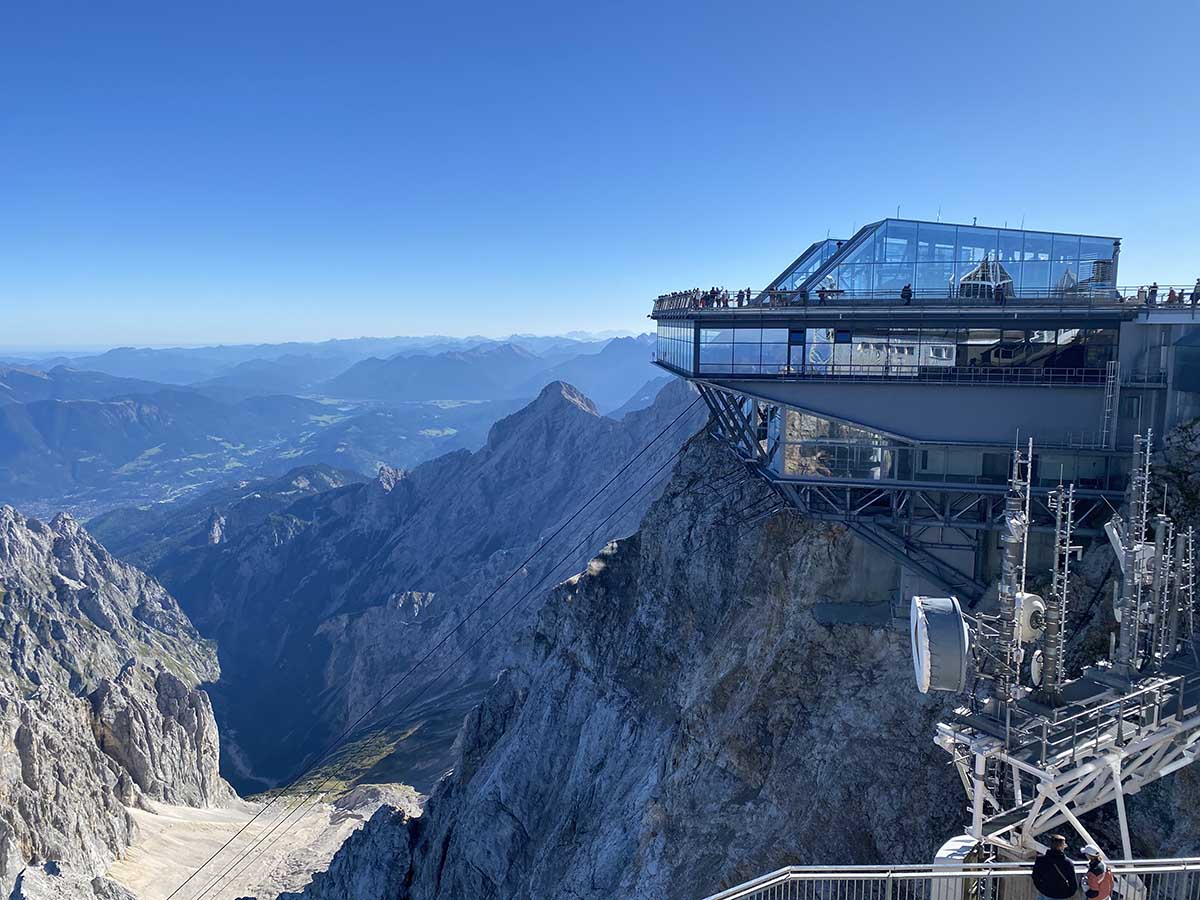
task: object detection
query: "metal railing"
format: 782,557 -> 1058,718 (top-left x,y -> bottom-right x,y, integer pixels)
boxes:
1008,670 -> 1200,769
653,285 -> 1200,318
702,858 -> 1200,900
680,364 -> 1112,387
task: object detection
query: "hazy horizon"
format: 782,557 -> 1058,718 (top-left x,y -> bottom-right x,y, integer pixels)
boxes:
0,328 -> 648,358
4,2 -> 1197,348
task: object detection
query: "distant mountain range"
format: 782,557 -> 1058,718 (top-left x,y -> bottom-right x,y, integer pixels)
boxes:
0,333 -> 660,518
1,332 -> 641,388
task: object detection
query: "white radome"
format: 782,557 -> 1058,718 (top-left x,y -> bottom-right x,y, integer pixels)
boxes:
910,595 -> 970,694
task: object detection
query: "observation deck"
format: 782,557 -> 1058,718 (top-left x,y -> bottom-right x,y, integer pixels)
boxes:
651,218 -> 1200,601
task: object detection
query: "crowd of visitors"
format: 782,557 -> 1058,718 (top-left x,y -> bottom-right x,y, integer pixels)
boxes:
1131,279 -> 1200,307
654,284 -> 854,311
654,287 -> 756,310
655,278 -> 1200,312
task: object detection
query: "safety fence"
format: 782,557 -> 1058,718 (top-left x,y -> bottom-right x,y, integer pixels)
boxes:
701,858 -> 1200,900
653,285 -> 1200,317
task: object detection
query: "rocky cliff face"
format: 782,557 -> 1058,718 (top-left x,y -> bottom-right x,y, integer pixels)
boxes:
138,380 -> 704,793
284,430 -> 964,900
288,421 -> 1200,900
0,506 -> 230,897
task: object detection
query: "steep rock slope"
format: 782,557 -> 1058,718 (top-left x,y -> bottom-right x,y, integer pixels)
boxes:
0,507 -> 230,896
287,431 -> 963,900
148,380 -> 704,792
291,424 -> 1200,900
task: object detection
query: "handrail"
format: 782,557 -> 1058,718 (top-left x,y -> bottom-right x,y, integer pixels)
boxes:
653,284 -> 1200,316
702,857 -> 1200,900
668,364 -> 1112,387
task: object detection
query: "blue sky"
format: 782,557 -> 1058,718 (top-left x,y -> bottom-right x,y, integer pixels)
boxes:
2,0 -> 1198,348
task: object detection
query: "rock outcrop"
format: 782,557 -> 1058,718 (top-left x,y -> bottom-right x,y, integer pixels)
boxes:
285,430 -> 962,899
288,421 -> 1200,900
135,380 -> 705,793
0,506 -> 231,896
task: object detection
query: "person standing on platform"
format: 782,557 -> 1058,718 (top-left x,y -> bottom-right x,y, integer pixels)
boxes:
1032,835 -> 1079,900
1080,846 -> 1112,900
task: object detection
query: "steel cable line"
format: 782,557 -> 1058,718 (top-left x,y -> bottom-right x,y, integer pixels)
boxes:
162,394 -> 703,900
191,425 -> 698,900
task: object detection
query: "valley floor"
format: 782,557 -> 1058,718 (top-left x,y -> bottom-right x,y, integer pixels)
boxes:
108,786 -> 418,900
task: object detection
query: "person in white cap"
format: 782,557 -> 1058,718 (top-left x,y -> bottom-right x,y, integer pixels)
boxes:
1081,845 -> 1112,900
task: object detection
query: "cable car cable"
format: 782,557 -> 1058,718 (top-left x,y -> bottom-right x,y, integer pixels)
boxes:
163,394 -> 703,900
191,430 -> 696,900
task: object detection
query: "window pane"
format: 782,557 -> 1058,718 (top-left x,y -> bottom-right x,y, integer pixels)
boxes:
701,328 -> 735,343
917,223 -> 957,262
761,328 -> 788,343
761,343 -> 787,370
1086,329 -> 1118,367
882,220 -> 918,263
958,226 -> 999,262
1022,232 -> 1052,261
839,230 -> 877,266
1021,258 -> 1050,293
1028,329 -> 1057,368
1052,234 -> 1081,262
734,328 -> 762,343
1056,328 -> 1086,367
733,343 -> 760,367
997,229 -> 1024,263
1079,236 -> 1115,261
837,264 -> 871,293
1052,259 -> 1080,292
699,343 -> 732,366
876,262 -> 913,294
961,329 -> 1002,366
916,261 -> 956,294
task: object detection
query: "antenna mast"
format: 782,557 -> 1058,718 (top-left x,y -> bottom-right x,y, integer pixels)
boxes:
1114,431 -> 1153,676
994,442 -> 1032,706
1043,481 -> 1078,700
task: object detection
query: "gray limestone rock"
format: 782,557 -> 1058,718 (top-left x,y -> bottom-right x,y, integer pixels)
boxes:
0,505 -> 231,897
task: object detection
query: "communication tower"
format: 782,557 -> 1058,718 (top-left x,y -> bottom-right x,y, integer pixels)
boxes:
910,435 -> 1200,860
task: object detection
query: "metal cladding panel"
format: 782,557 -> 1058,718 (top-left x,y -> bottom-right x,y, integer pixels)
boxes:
708,379 -> 1106,444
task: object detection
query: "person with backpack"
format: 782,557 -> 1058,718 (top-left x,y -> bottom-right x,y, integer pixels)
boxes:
1032,835 -> 1079,900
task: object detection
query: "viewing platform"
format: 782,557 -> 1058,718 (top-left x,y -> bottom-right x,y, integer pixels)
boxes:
649,217 -> 1200,601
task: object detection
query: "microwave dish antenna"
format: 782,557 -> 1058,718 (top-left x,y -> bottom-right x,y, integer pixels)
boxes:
911,595 -> 970,694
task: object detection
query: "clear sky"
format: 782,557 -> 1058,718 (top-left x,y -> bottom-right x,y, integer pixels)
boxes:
2,0 -> 1198,348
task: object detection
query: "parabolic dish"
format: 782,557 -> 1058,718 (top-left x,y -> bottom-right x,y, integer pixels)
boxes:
910,595 -> 970,694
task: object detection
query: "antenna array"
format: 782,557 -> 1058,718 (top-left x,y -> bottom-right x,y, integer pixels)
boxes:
911,433 -> 1200,860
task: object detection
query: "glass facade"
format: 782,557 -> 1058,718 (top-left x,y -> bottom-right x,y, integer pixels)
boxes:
770,409 -> 1129,490
699,327 -> 789,375
656,322 -> 694,372
695,324 -> 1117,377
770,238 -> 845,292
792,220 -> 1118,299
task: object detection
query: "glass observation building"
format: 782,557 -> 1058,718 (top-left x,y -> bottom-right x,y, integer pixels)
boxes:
650,218 -> 1198,602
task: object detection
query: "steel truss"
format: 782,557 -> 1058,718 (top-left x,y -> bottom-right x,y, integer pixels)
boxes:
695,382 -> 1116,605
939,668 -> 1200,859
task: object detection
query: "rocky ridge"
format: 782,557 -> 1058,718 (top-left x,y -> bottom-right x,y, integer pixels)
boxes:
0,506 -> 231,897
287,424 -> 1200,900
282,430 -> 961,899
136,379 -> 705,793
